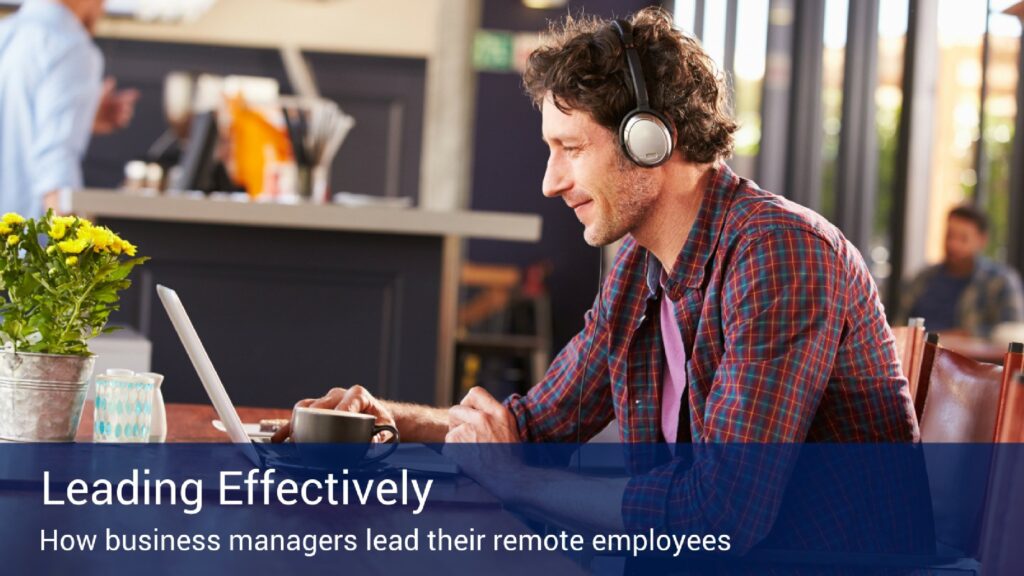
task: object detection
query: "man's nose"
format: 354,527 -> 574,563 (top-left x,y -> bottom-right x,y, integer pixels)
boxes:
542,155 -> 571,198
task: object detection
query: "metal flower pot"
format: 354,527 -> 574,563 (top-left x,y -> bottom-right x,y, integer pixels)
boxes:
0,351 -> 96,442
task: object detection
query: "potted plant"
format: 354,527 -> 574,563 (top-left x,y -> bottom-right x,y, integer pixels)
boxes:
0,211 -> 147,441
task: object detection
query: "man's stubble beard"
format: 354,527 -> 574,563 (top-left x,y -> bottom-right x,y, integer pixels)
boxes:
583,156 -> 659,247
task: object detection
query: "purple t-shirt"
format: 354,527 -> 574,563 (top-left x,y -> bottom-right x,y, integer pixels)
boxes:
660,289 -> 687,443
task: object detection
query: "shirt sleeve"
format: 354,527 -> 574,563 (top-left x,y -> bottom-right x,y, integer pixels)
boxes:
503,290 -> 615,443
622,228 -> 845,552
994,267 -> 1024,327
30,43 -> 103,198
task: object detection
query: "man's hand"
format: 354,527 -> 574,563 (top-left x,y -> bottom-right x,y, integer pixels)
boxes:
271,385 -> 396,443
442,387 -> 522,501
42,191 -> 62,215
93,77 -> 140,135
445,387 -> 519,443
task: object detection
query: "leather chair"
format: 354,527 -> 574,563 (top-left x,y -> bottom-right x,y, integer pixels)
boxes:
913,332 -> 940,420
915,341 -> 1024,565
892,318 -> 927,402
918,345 -> 1004,443
979,359 -> 1024,574
994,342 -> 1024,443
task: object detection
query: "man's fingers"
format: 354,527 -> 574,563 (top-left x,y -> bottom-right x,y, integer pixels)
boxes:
335,385 -> 390,421
118,88 -> 141,103
449,408 -> 466,429
307,388 -> 346,409
276,385 -> 395,442
445,424 -> 467,444
449,405 -> 486,428
271,422 -> 291,443
336,385 -> 364,410
460,386 -> 505,418
271,398 -> 315,443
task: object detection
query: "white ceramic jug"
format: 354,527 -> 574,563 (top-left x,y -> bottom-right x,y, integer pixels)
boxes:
138,372 -> 166,442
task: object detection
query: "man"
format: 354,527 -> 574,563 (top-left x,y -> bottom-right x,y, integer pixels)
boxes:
0,0 -> 138,218
274,8 -> 920,547
898,204 -> 1024,337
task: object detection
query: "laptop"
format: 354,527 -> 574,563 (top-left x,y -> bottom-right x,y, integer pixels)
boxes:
155,284 -> 459,478
156,284 -> 265,467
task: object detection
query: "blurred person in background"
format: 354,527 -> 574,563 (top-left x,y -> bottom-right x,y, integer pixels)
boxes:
898,205 -> 1024,337
0,0 -> 138,218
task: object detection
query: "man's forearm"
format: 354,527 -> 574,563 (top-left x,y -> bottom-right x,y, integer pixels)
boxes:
383,401 -> 449,443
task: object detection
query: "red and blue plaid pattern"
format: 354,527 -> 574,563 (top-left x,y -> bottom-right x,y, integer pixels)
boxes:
503,163 -> 920,536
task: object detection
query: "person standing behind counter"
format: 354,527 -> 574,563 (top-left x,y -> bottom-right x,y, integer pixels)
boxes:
0,0 -> 138,218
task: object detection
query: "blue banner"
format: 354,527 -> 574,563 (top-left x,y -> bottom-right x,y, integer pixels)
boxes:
1,443 -> 1021,575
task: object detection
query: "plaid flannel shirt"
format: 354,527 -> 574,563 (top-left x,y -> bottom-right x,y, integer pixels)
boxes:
503,163 -> 920,549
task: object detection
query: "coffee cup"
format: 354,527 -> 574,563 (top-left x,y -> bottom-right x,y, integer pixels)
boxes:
291,407 -> 399,465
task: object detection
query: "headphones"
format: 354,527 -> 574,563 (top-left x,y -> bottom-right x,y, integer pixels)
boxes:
610,19 -> 675,168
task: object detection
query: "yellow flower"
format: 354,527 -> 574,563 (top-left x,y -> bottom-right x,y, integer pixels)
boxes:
49,221 -> 67,240
57,238 -> 88,254
122,240 -> 137,257
78,224 -> 116,252
65,256 -> 78,266
0,224 -> 10,235
45,245 -> 56,255
53,216 -> 76,228
6,235 -> 19,246
2,213 -> 25,226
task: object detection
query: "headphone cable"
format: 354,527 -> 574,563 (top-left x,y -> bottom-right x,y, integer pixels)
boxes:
576,249 -> 606,469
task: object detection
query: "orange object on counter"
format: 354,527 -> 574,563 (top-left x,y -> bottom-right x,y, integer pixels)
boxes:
228,96 -> 291,198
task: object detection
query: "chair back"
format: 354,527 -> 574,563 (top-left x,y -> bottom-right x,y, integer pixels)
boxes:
996,373 -> 1024,443
918,345 -> 1006,556
995,342 -> 1024,442
892,319 -> 926,402
913,333 -> 940,420
978,365 -> 1024,568
919,346 -> 1003,443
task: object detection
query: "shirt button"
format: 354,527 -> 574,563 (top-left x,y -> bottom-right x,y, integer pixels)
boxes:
639,314 -> 646,323
634,399 -> 641,405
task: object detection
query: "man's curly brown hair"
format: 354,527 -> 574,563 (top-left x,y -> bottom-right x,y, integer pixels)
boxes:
523,7 -> 738,164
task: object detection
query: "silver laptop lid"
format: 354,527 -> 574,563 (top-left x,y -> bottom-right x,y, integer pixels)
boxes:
156,284 -> 261,466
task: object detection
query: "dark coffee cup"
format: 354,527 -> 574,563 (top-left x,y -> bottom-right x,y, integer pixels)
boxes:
291,407 -> 399,464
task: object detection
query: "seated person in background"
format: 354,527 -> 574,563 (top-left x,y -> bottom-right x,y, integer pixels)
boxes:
897,205 -> 1024,337
274,8 -> 924,551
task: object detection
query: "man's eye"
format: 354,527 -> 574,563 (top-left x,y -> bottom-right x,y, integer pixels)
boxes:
563,146 -> 580,155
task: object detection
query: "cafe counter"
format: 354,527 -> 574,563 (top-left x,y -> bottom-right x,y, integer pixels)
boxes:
70,190 -> 542,409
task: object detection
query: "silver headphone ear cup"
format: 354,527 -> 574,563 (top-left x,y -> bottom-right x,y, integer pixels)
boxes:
621,112 -> 673,167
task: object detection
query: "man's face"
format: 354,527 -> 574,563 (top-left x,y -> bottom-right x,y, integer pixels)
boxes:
944,216 -> 986,266
540,95 -> 658,247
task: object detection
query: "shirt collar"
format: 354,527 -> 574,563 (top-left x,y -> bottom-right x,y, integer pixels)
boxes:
644,163 -> 741,301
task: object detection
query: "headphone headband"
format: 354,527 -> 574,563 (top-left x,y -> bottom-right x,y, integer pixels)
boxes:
610,18 -> 674,167
611,19 -> 651,110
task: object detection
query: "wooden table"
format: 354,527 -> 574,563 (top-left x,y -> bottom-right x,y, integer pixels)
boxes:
77,402 -> 290,442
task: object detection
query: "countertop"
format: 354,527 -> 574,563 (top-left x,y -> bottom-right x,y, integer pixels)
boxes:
71,190 -> 542,242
